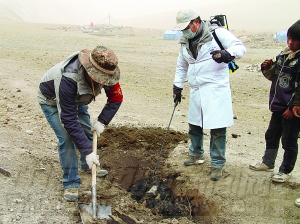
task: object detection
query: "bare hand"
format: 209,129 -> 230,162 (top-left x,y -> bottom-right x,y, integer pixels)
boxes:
282,108 -> 294,119
292,106 -> 300,118
262,59 -> 273,69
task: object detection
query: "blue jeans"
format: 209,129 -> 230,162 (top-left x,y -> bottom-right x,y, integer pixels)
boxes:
188,124 -> 226,168
263,112 -> 299,174
40,104 -> 92,189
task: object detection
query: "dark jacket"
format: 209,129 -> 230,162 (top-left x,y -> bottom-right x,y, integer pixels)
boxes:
37,52 -> 123,155
262,48 -> 300,112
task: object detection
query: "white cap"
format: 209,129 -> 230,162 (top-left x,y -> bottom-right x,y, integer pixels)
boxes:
174,9 -> 199,30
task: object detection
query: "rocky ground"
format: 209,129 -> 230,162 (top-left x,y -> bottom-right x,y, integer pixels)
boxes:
0,21 -> 300,224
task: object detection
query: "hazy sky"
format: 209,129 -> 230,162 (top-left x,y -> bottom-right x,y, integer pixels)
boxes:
63,0 -> 225,21
1,0 -> 300,31
1,0 -> 224,24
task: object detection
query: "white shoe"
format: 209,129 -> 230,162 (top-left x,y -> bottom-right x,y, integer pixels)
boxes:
249,162 -> 273,172
294,198 -> 300,208
271,172 -> 291,183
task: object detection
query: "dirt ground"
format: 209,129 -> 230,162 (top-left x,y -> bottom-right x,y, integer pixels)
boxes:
0,21 -> 300,224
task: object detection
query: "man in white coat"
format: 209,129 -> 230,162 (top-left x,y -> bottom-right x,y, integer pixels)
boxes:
173,9 -> 246,181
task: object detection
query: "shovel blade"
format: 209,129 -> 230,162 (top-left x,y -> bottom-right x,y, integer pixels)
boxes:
97,205 -> 112,219
78,203 -> 112,223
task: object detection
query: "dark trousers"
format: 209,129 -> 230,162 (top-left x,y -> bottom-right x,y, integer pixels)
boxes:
262,111 -> 299,174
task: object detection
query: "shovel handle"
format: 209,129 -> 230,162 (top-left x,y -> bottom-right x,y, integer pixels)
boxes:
91,131 -> 98,219
92,131 -> 97,185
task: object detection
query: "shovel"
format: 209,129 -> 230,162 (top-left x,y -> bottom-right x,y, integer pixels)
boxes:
78,131 -> 112,223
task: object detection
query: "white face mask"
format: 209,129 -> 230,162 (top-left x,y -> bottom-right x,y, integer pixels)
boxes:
182,29 -> 196,39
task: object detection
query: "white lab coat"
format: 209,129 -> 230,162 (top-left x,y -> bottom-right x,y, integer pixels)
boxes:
174,27 -> 246,129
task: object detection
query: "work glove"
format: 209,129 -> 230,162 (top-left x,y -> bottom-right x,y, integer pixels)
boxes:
86,152 -> 100,169
173,85 -> 183,104
91,121 -> 105,137
210,50 -> 235,63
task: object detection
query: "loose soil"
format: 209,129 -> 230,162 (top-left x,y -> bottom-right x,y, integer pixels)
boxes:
0,21 -> 300,224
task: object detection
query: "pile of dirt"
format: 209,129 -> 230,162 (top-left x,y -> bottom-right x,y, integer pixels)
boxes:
77,126 -> 203,222
98,126 -> 189,189
76,126 -> 220,223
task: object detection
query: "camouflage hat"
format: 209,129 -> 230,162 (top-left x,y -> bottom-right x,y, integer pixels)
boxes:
78,46 -> 120,86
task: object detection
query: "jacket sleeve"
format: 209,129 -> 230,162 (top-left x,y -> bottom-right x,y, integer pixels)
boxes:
174,46 -> 189,89
214,28 -> 246,59
293,72 -> 300,106
59,76 -> 92,155
97,82 -> 123,125
261,63 -> 275,81
294,87 -> 300,106
261,53 -> 279,81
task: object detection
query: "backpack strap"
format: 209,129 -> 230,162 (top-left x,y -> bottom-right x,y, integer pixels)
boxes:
211,30 -> 224,50
212,29 -> 239,73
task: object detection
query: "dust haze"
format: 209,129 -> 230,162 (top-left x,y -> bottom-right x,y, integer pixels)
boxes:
1,0 -> 300,223
0,0 -> 299,32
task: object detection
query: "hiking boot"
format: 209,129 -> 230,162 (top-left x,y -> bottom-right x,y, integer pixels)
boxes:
271,172 -> 291,183
97,169 -> 108,177
294,198 -> 300,208
183,155 -> 204,166
249,162 -> 273,172
81,168 -> 91,174
210,167 -> 223,181
63,188 -> 78,202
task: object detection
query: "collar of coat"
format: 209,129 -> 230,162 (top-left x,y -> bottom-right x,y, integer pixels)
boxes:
179,20 -> 219,46
281,47 -> 300,60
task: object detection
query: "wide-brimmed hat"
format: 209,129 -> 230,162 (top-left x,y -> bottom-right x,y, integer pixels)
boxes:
174,9 -> 199,30
78,46 -> 120,86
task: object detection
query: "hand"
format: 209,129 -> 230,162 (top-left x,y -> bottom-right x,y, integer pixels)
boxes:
91,121 -> 105,137
86,152 -> 100,169
210,50 -> 235,63
262,59 -> 273,69
173,85 -> 183,104
282,108 -> 293,119
293,106 -> 300,118
173,93 -> 181,104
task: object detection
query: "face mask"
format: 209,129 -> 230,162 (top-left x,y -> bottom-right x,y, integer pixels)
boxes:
182,29 -> 196,39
